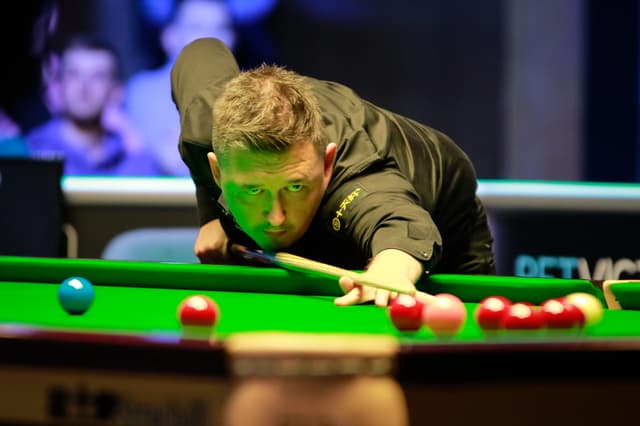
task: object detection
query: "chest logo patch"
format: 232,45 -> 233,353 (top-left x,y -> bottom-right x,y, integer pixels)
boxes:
332,186 -> 362,231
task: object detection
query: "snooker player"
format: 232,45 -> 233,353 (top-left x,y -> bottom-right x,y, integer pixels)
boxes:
170,38 -> 495,306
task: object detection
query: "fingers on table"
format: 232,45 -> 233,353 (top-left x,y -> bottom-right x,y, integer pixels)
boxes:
334,285 -> 364,306
374,290 -> 391,307
335,275 -> 403,307
338,276 -> 356,293
334,284 -> 394,307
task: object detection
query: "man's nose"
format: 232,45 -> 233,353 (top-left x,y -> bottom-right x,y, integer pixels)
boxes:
266,196 -> 285,226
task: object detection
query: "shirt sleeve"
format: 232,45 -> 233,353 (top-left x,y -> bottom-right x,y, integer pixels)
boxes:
170,39 -> 239,147
322,169 -> 443,273
170,38 -> 240,226
179,140 -> 222,225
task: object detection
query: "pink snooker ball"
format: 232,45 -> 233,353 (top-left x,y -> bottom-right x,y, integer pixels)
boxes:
422,293 -> 467,338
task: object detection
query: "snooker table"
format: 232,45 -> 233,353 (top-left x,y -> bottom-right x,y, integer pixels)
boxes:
1,256 -> 640,426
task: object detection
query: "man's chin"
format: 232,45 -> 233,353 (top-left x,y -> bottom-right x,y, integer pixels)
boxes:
254,231 -> 302,253
257,239 -> 292,253
258,244 -> 285,253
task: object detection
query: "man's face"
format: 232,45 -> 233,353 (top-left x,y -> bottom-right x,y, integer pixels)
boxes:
59,48 -> 117,122
210,141 -> 336,252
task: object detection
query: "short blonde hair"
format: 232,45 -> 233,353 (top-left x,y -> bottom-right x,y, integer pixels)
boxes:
211,64 -> 327,162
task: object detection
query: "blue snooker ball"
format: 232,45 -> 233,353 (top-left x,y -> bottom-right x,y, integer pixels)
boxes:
58,276 -> 95,315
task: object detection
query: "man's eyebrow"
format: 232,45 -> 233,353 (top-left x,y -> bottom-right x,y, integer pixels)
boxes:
237,183 -> 262,189
234,175 -> 309,188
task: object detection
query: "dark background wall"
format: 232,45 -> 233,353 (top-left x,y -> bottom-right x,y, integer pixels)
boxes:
2,0 -> 639,182
583,0 -> 639,182
267,0 -> 504,178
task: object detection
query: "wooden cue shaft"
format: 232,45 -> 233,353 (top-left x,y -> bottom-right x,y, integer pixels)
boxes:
274,252 -> 423,296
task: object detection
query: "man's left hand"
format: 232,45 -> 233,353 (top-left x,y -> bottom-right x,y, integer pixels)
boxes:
334,248 -> 427,307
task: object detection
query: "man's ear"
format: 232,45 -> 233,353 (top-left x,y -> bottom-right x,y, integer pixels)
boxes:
208,152 -> 221,185
324,143 -> 337,183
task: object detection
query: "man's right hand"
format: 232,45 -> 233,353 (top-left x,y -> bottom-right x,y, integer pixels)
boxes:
194,219 -> 235,264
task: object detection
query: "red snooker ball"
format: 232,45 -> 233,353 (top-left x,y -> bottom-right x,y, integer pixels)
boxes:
474,295 -> 512,331
422,293 -> 467,338
388,294 -> 425,332
178,295 -> 219,327
540,298 -> 585,329
501,302 -> 545,330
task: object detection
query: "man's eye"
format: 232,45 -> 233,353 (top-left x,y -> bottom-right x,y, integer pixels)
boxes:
246,188 -> 262,196
287,184 -> 303,192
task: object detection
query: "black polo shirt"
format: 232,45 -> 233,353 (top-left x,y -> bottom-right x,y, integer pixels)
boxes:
171,38 -> 495,274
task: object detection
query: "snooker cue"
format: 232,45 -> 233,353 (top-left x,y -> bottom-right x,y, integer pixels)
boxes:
231,244 -> 426,297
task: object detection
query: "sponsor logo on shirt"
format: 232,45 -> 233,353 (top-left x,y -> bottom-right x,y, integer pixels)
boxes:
332,187 -> 362,231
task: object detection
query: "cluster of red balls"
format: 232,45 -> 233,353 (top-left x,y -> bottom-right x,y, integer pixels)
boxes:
474,292 -> 604,332
175,292 -> 604,340
388,293 -> 467,337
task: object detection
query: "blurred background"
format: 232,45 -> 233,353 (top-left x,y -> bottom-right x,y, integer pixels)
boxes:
2,0 -> 638,182
1,0 -> 640,279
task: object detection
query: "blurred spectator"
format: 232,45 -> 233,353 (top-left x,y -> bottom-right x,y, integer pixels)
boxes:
0,1 -> 59,135
125,0 -> 277,176
0,109 -> 28,156
125,0 -> 237,177
26,35 -> 161,176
